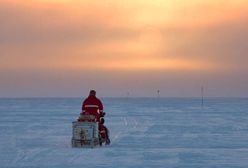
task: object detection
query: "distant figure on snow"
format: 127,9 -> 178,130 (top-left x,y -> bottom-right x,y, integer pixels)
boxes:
99,118 -> 110,145
80,90 -> 105,122
78,90 -> 110,145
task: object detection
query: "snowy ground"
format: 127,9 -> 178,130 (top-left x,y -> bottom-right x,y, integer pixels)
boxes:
0,97 -> 248,168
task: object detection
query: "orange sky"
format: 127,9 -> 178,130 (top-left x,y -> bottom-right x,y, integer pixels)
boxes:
0,0 -> 248,97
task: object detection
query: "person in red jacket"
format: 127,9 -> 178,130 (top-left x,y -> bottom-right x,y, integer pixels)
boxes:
99,118 -> 110,145
81,90 -> 105,122
78,90 -> 110,145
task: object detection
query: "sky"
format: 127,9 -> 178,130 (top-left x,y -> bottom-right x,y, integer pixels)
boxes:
0,0 -> 248,97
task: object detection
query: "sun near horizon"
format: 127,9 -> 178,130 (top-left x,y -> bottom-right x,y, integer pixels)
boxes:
0,0 -> 248,97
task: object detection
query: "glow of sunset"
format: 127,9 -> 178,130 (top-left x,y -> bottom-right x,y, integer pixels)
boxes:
1,0 -> 248,97
1,0 -> 248,72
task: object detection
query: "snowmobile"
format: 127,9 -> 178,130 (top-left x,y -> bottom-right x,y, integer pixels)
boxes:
71,114 -> 109,148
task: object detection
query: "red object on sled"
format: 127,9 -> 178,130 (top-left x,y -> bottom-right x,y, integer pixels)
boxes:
99,124 -> 108,139
82,95 -> 104,122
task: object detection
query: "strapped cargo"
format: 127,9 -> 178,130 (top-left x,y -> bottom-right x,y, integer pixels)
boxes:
71,115 -> 99,148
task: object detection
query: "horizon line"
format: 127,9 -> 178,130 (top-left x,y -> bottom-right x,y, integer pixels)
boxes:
0,96 -> 247,99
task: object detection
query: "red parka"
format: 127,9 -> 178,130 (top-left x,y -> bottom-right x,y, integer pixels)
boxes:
81,95 -> 103,122
99,124 -> 109,139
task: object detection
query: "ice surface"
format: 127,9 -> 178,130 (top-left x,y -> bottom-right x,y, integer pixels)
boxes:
0,97 -> 248,168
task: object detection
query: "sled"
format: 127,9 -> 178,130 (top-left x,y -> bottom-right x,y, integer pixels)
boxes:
71,115 -> 110,148
71,115 -> 99,148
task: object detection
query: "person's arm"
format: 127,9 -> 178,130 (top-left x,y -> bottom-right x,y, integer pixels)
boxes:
99,100 -> 103,112
82,100 -> 86,113
98,99 -> 105,117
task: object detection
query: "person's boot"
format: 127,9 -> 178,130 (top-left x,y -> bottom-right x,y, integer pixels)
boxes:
105,138 -> 110,145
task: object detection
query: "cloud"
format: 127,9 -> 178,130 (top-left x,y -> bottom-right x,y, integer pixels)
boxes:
1,0 -> 248,72
0,0 -> 248,97
0,1 -> 133,46
161,17 -> 248,72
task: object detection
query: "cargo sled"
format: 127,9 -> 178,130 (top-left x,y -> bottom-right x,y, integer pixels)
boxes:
71,115 -> 108,148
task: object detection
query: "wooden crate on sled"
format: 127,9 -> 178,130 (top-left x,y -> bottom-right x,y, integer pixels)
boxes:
71,115 -> 99,148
